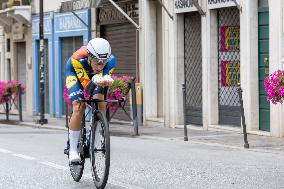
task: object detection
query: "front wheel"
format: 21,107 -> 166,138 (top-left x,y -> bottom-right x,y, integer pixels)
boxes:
90,111 -> 110,189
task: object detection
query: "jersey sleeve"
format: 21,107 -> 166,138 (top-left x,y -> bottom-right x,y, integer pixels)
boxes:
103,54 -> 116,76
71,58 -> 91,89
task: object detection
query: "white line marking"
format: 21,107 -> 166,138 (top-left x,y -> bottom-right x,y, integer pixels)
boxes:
0,147 -> 143,189
12,154 -> 36,160
39,161 -> 69,170
0,148 -> 12,154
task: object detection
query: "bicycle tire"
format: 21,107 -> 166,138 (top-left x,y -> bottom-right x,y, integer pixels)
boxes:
69,128 -> 85,182
90,111 -> 110,189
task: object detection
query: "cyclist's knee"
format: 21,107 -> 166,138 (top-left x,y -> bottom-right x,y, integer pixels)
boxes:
93,94 -> 106,111
93,93 -> 104,100
72,101 -> 85,117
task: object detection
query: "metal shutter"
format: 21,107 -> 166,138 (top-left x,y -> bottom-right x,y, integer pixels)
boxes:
61,36 -> 83,114
184,12 -> 203,126
103,23 -> 136,77
102,23 -> 136,121
218,8 -> 241,126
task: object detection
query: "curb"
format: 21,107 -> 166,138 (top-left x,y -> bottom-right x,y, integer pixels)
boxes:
18,122 -> 67,131
2,121 -> 284,155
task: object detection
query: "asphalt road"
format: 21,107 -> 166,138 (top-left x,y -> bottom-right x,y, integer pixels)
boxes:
0,124 -> 284,189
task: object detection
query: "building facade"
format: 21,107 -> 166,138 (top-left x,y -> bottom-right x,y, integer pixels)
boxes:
140,0 -> 284,137
96,0 -> 139,121
0,1 -> 32,114
32,9 -> 90,117
28,0 -> 284,138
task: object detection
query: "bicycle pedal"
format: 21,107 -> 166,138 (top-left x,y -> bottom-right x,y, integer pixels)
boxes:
70,161 -> 82,166
64,148 -> 69,155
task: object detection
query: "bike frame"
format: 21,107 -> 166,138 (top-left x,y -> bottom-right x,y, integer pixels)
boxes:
65,97 -> 125,156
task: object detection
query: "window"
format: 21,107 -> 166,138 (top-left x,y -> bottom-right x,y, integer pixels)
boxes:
7,59 -> 11,81
259,0 -> 268,8
6,38 -> 10,52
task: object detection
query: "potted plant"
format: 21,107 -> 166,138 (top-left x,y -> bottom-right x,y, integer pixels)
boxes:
0,80 -> 25,105
63,75 -> 132,111
107,75 -> 132,111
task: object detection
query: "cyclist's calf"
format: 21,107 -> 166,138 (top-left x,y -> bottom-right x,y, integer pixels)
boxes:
69,101 -> 86,131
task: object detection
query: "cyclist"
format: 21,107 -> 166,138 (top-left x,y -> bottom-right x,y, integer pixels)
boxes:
65,38 -> 115,163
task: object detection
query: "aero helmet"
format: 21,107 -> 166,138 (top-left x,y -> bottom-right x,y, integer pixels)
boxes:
86,38 -> 111,59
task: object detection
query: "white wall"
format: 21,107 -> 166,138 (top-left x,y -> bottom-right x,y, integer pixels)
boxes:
206,9 -> 219,126
140,0 -> 158,124
239,0 -> 258,132
163,0 -> 175,127
25,27 -> 33,115
0,26 -> 4,81
174,12 -> 184,125
269,0 -> 284,137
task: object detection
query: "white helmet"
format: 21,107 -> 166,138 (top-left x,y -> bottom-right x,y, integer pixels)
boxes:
86,38 -> 111,59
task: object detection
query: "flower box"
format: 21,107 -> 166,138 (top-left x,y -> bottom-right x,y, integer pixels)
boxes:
0,80 -> 25,105
63,75 -> 132,111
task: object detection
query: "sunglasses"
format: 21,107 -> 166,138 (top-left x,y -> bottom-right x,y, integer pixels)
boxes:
97,59 -> 108,65
89,57 -> 108,66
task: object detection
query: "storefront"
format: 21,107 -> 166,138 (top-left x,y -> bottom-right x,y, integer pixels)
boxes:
32,9 -> 90,118
175,1 -> 203,126
54,9 -> 90,117
204,0 -> 242,128
97,0 -> 138,120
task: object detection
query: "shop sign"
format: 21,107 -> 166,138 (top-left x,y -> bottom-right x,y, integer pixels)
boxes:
61,0 -> 92,13
99,2 -> 138,25
174,0 -> 197,13
54,11 -> 88,32
220,26 -> 240,52
208,0 -> 239,9
32,18 -> 52,35
221,61 -> 240,87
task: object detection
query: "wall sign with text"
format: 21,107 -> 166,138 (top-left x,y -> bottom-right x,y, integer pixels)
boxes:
54,10 -> 88,32
174,0 -> 197,13
208,0 -> 238,9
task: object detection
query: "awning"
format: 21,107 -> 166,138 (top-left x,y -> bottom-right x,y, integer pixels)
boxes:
0,6 -> 31,27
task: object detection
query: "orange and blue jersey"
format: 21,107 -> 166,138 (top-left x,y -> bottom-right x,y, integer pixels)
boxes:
65,46 -> 116,102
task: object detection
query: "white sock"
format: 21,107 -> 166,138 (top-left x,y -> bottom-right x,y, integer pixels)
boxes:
69,130 -> 80,153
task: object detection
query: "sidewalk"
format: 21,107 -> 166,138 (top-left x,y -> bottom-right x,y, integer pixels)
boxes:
1,114 -> 284,154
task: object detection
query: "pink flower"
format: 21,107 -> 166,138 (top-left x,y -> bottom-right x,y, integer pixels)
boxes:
107,74 -> 132,112
0,80 -> 26,104
264,69 -> 284,104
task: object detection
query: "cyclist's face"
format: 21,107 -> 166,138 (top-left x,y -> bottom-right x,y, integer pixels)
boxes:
89,57 -> 107,72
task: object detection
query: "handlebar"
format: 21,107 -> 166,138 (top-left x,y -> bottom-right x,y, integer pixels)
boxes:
80,97 -> 126,104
